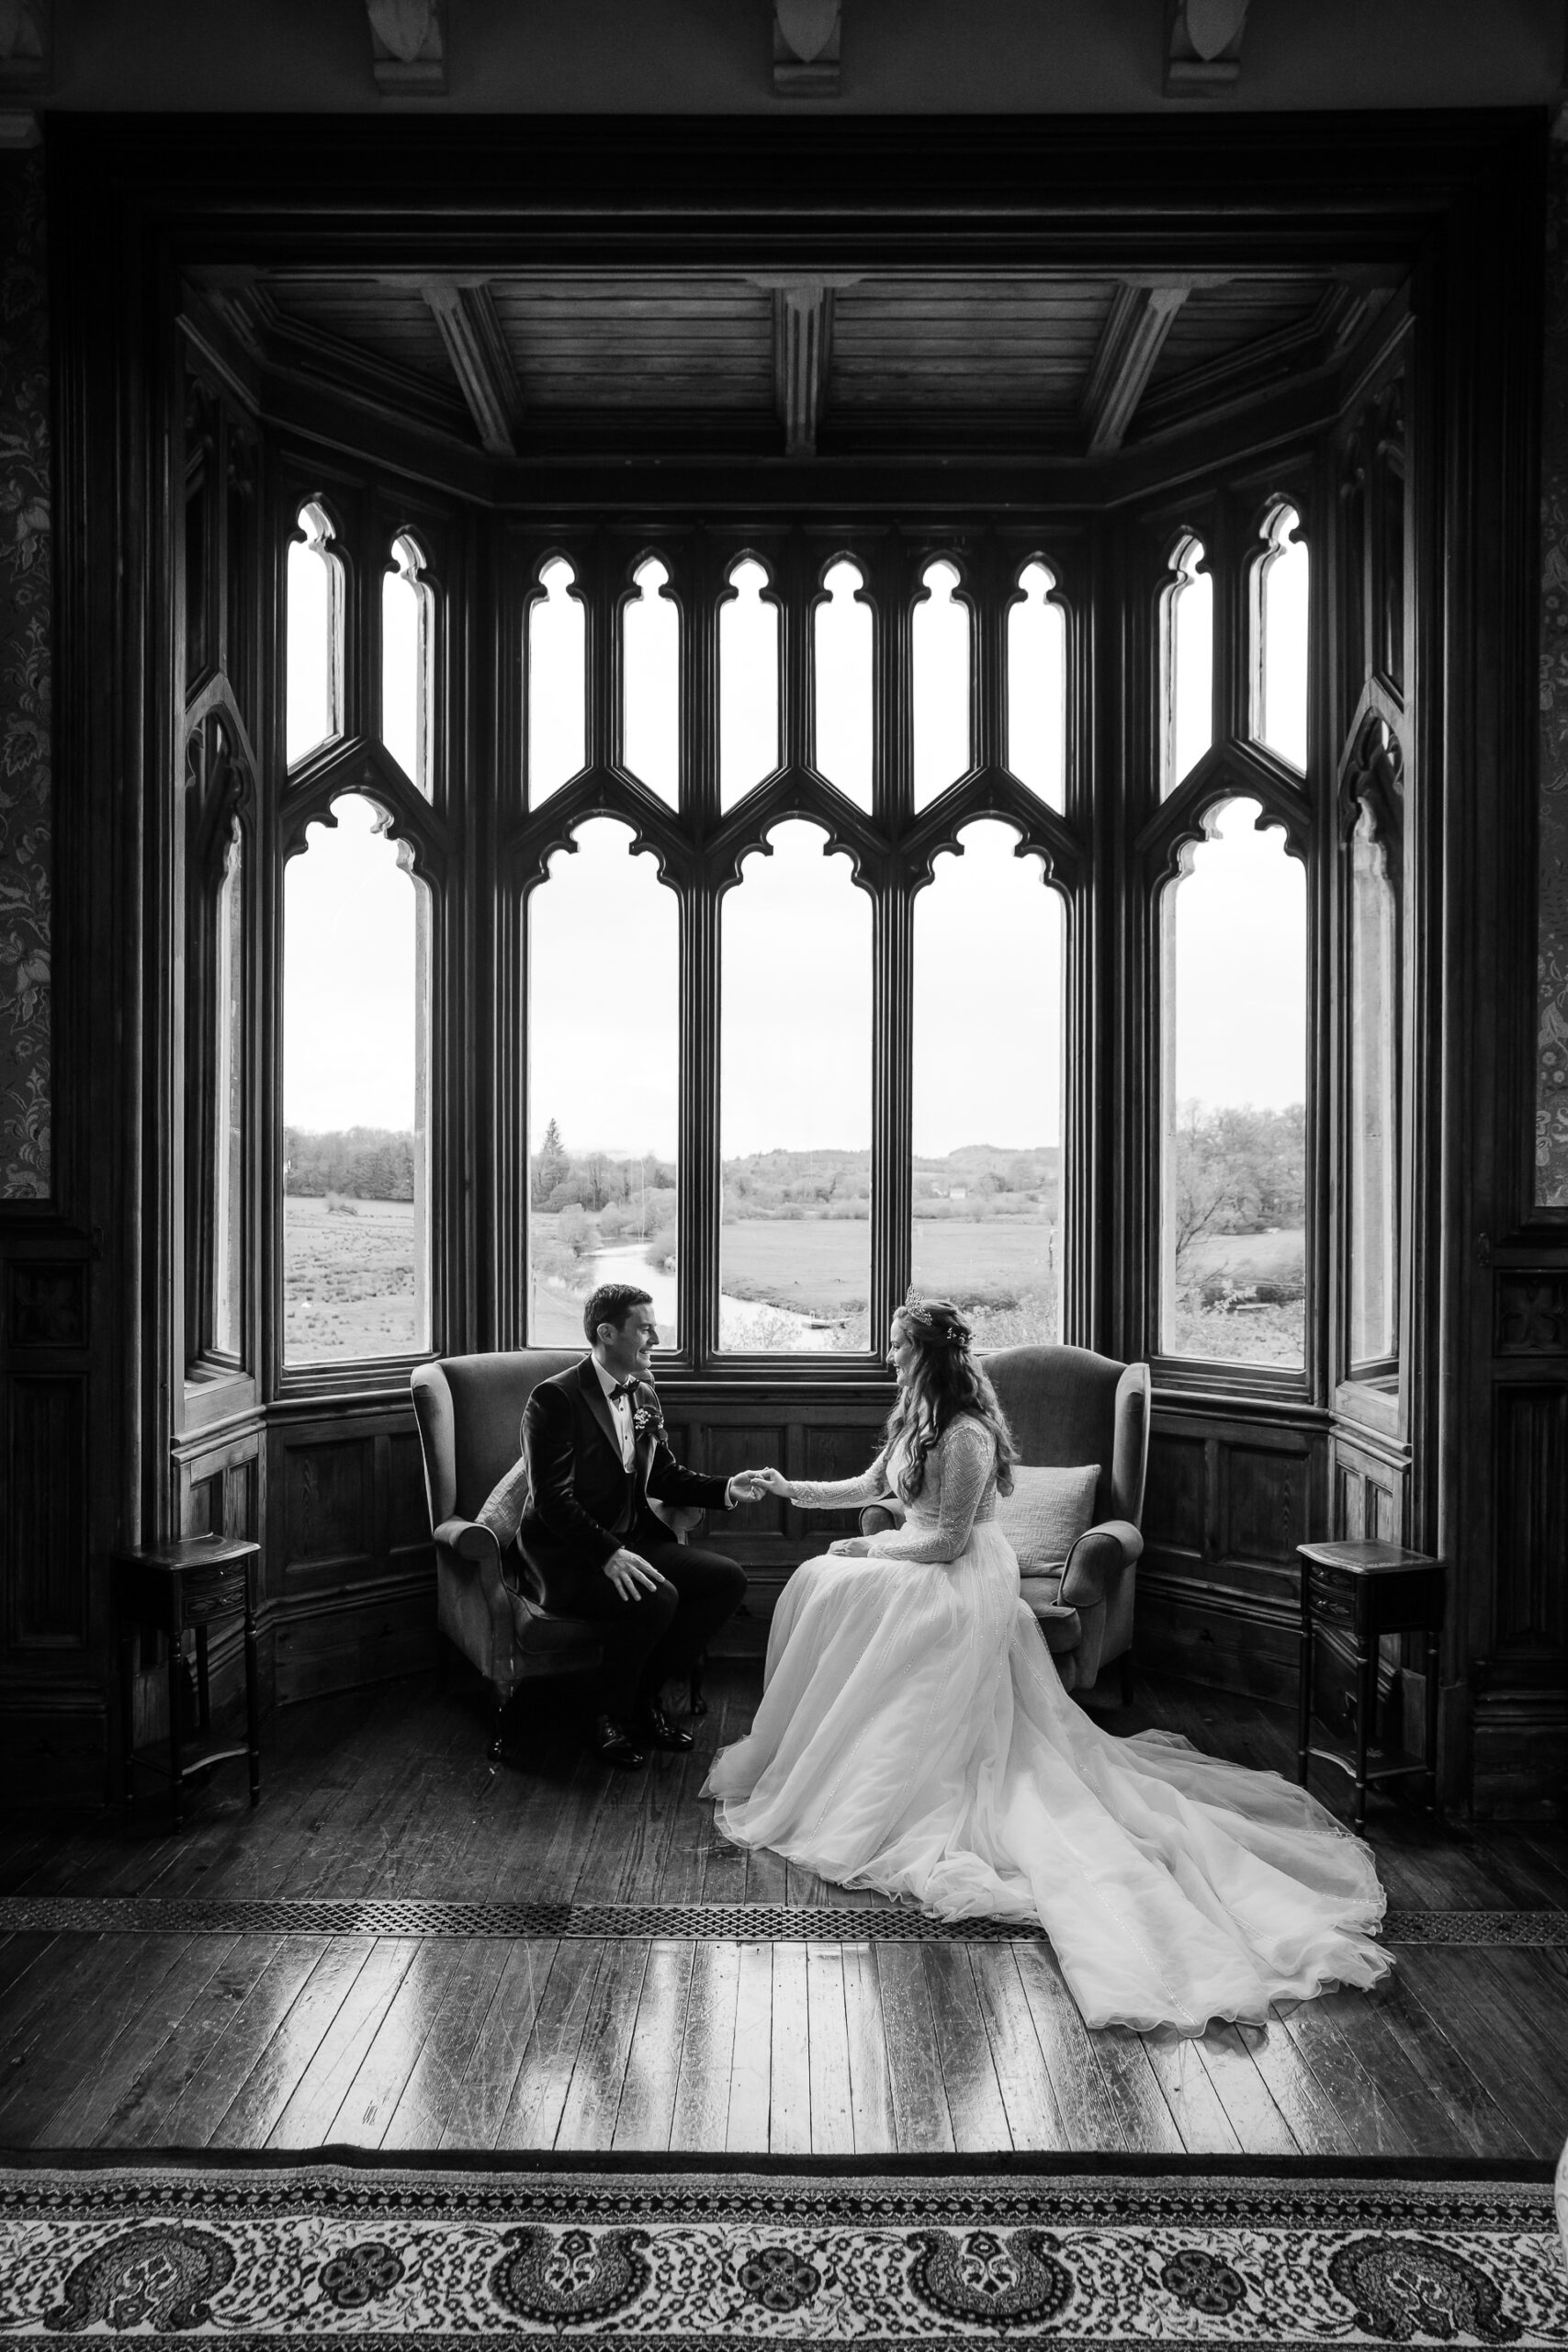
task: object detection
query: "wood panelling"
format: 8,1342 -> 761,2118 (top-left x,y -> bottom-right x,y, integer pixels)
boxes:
798,1423 -> 885,1537
265,1409 -> 436,1705
5,1262 -> 86,1351
274,1582 -> 434,1706
1490,1385 -> 1568,1658
1143,1433 -> 1205,1563
1139,1409 -> 1323,1705
6,1375 -> 87,1648
282,1439 -> 374,1581
1224,1442 -> 1312,1570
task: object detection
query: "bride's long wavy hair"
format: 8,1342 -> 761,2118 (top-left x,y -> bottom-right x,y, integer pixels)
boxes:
886,1297 -> 1019,1502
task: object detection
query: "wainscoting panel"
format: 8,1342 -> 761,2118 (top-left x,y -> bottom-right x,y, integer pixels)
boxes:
5,1373 -> 88,1649
266,1405 -> 435,1706
1138,1405 -> 1325,1706
1473,1264 -> 1568,1819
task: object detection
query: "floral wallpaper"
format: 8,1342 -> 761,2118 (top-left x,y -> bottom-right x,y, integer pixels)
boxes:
0,153 -> 51,1200
1538,144 -> 1568,1206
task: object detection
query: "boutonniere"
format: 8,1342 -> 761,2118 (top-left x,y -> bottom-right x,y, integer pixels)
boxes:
632,1400 -> 664,1445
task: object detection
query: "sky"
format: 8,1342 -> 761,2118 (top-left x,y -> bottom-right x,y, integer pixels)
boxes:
280,526 -> 1309,1148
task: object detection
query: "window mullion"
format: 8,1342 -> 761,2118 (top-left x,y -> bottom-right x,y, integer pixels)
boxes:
972,536 -> 1005,775
871,875 -> 914,1346
682,535 -> 721,1365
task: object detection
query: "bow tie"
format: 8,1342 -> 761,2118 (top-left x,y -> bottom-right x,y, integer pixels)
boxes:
610,1380 -> 637,1402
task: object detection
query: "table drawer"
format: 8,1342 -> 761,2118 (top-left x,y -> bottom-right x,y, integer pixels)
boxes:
181,1563 -> 250,1622
1306,1566 -> 1359,1626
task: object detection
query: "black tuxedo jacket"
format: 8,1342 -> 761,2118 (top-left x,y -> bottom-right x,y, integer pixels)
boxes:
517,1356 -> 730,1605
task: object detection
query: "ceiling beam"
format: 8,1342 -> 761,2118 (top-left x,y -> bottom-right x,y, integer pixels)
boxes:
418,280 -> 521,458
1164,0 -> 1248,98
1081,284 -> 1190,456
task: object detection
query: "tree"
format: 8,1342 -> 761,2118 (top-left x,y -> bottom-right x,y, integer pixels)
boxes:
534,1116 -> 569,1206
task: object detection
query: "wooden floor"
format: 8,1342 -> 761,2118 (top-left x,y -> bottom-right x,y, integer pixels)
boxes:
1,1663 -> 1566,2160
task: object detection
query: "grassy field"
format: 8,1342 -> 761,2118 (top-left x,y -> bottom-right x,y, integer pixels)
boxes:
285,1196 -> 422,1361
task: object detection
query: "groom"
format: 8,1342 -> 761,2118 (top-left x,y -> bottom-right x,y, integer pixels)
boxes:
518,1282 -> 756,1769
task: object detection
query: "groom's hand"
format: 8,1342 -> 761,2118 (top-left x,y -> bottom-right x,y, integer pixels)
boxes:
604,1547 -> 671,1602
726,1470 -> 767,1504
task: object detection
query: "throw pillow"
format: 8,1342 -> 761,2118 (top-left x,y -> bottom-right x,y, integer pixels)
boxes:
475,1453 -> 531,1547
995,1463 -> 1100,1569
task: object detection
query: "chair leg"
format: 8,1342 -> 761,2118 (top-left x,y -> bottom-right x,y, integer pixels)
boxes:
1119,1650 -> 1135,1709
688,1651 -> 708,1717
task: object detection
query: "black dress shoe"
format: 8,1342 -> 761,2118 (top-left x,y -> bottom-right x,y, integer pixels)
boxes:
591,1714 -> 646,1769
637,1703 -> 694,1753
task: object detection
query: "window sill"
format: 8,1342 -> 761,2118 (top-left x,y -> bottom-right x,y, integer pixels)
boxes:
180,1363 -> 258,1434
1334,1375 -> 1402,1439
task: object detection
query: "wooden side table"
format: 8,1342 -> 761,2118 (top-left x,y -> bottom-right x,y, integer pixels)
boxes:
116,1535 -> 262,1829
1296,1538 -> 1444,1836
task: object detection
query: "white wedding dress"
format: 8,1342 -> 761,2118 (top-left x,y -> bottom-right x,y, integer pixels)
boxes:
703,1415 -> 1392,2034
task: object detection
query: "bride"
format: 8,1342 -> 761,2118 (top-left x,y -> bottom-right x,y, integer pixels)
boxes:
702,1291 -> 1392,2035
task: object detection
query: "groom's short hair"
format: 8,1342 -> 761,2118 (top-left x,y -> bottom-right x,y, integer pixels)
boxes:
584,1282 -> 653,1344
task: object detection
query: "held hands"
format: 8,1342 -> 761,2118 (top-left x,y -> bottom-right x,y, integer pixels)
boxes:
727,1466 -> 790,1504
604,1547 -> 673,1603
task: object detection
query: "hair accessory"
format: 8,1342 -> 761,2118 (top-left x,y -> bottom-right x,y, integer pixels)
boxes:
902,1282 -> 933,1326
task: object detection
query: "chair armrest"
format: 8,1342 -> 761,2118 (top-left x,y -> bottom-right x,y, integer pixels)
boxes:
859,1496 -> 905,1536
433,1515 -> 502,1564
1059,1518 -> 1142,1609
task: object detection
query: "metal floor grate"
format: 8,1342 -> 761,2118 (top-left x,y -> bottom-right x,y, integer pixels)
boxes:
1,1895 -> 1563,1944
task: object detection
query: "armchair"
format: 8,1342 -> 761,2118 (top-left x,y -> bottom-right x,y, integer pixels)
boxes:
859,1342 -> 1151,1702
410,1349 -> 704,1761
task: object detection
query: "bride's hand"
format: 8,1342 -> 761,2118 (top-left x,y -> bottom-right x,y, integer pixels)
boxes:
828,1535 -> 870,1556
748,1467 -> 792,1498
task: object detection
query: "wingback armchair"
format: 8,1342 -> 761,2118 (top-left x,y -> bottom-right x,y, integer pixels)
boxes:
410,1349 -> 703,1759
860,1342 -> 1151,1702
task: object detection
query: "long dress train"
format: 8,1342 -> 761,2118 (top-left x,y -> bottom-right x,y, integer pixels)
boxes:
702,1416 -> 1391,2035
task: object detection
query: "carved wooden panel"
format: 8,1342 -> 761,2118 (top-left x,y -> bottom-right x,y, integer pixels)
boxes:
5,1374 -> 87,1647
1496,1274 -> 1568,1354
6,1262 -> 86,1350
283,1436 -> 374,1578
1224,1442 -> 1311,1568
1492,1385 -> 1568,1658
698,1423 -> 787,1539
1143,1434 -> 1206,1560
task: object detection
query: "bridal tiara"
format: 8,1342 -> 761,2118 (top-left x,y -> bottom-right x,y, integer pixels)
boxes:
901,1283 -> 966,1342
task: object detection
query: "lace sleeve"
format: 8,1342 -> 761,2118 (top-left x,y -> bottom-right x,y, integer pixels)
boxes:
789,1445 -> 893,1510
862,1419 -> 993,1563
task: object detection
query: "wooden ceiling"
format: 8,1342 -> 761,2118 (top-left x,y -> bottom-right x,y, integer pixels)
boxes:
197,264 -> 1393,464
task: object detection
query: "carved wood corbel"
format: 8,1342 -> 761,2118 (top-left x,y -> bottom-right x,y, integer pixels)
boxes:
773,0 -> 840,96
1164,0 -> 1247,98
367,0 -> 447,96
0,0 -> 49,146
750,276 -> 859,458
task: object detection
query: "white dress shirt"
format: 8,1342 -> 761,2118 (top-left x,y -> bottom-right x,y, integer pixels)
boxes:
592,1354 -> 638,1471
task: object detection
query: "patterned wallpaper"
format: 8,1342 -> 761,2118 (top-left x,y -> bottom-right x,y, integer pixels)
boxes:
0,153 -> 51,1201
1538,143 -> 1568,1207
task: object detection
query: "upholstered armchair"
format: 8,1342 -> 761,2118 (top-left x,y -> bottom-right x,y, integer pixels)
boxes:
859,1342 -> 1151,1702
410,1349 -> 703,1759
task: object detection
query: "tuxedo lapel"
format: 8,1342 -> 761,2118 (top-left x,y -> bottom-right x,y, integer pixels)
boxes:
575,1357 -> 624,1464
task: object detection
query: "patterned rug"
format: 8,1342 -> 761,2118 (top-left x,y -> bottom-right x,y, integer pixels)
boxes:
2,1896 -> 1564,1944
0,2157 -> 1563,2344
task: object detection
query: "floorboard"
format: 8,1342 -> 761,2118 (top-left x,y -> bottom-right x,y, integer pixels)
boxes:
3,1660 -> 1566,2159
